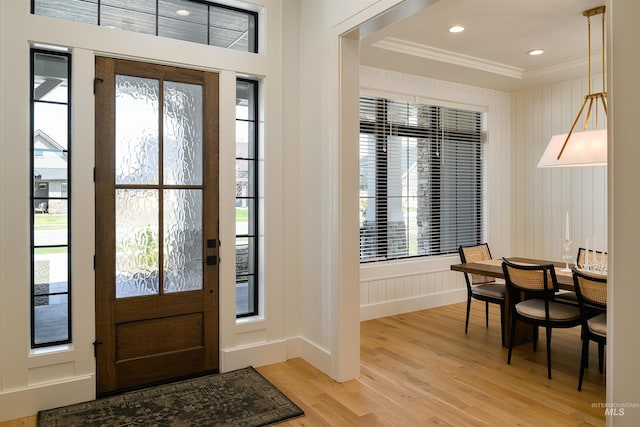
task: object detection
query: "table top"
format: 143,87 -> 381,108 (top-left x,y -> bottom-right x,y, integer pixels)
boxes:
450,257 -> 575,290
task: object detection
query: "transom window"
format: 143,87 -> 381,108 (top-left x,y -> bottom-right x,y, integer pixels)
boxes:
359,96 -> 487,262
32,0 -> 258,53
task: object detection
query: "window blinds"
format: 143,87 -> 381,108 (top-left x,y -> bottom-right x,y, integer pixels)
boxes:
359,96 -> 487,262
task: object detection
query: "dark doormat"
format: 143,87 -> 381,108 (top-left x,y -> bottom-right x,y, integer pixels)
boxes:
37,366 -> 304,426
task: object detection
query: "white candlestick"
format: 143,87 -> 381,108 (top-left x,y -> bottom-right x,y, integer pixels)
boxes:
565,212 -> 570,240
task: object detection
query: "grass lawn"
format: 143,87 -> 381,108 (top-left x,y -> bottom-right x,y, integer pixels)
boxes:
236,207 -> 248,222
35,247 -> 67,255
34,214 -> 67,230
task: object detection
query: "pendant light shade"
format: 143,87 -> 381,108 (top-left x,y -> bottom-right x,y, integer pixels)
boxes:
537,129 -> 606,167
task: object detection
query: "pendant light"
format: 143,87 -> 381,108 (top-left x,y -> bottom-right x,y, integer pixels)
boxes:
537,5 -> 607,168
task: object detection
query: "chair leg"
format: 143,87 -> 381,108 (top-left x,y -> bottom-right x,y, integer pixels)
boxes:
545,327 -> 552,379
485,302 -> 489,327
507,312 -> 517,364
578,335 -> 590,391
532,325 -> 538,352
581,329 -> 590,368
598,342 -> 605,374
499,302 -> 505,347
465,296 -> 471,334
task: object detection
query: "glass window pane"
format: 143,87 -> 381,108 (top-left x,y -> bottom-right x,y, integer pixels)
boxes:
235,159 -> 254,198
102,0 -> 156,14
34,294 -> 69,345
235,198 -> 254,236
115,75 -> 159,185
159,0 -> 208,24
33,246 -> 69,345
159,0 -> 208,44
164,81 -> 203,185
159,16 -> 208,44
236,237 -> 255,277
34,247 -> 68,292
101,0 -> 156,34
236,121 -> 255,158
33,52 -> 69,103
34,200 -> 68,247
163,189 -> 203,293
210,8 -> 252,52
116,189 -> 159,298
34,104 -> 68,147
34,0 -> 98,25
236,81 -> 256,121
235,276 -> 255,316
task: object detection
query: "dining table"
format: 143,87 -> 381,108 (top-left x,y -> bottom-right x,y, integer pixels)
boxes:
450,257 -> 577,347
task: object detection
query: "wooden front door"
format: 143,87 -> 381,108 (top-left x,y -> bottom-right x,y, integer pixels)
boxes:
94,57 -> 219,395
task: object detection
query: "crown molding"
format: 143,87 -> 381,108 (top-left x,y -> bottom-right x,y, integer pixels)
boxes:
371,37 -> 598,82
371,37 -> 524,79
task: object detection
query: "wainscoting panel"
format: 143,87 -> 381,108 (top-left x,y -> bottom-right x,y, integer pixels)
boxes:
360,257 -> 467,321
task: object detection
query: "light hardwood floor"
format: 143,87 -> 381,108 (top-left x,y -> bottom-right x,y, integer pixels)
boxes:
1,302 -> 605,426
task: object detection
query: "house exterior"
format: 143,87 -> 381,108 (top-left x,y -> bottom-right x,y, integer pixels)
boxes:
33,129 -> 68,213
1,0 -> 639,425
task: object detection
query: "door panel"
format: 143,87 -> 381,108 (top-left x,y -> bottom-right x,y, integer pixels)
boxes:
95,57 -> 219,395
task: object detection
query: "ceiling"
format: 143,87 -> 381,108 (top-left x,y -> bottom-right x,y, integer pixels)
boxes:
360,0 -> 607,92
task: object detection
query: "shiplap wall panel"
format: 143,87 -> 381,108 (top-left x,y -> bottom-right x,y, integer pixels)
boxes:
512,75 -> 607,261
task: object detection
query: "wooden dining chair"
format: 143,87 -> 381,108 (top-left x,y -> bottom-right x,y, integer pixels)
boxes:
572,267 -> 607,391
555,248 -> 607,305
501,258 -> 582,379
458,244 -> 505,346
576,247 -> 608,270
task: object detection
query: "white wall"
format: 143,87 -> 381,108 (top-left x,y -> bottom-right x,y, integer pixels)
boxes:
608,0 -> 640,425
294,0 -> 437,382
358,66 -> 511,320
0,0 -> 288,420
511,77 -> 608,261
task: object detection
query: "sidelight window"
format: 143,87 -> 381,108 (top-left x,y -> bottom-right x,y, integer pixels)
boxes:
235,79 -> 259,317
31,49 -> 72,347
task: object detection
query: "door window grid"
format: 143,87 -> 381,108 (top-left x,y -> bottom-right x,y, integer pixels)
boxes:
31,49 -> 72,348
235,78 -> 258,317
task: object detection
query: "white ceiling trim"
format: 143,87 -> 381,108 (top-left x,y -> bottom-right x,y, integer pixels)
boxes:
371,37 -> 524,79
521,52 -> 599,80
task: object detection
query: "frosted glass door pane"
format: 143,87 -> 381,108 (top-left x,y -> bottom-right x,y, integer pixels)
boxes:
164,81 -> 203,185
116,189 -> 159,298
164,189 -> 203,293
116,75 -> 159,184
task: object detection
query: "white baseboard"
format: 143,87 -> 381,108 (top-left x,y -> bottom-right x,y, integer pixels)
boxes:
219,335 -> 332,378
0,374 -> 95,423
219,340 -> 288,372
360,289 -> 466,321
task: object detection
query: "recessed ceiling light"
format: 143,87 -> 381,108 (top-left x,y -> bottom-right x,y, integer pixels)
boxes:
528,49 -> 544,56
448,26 -> 465,33
176,9 -> 190,17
